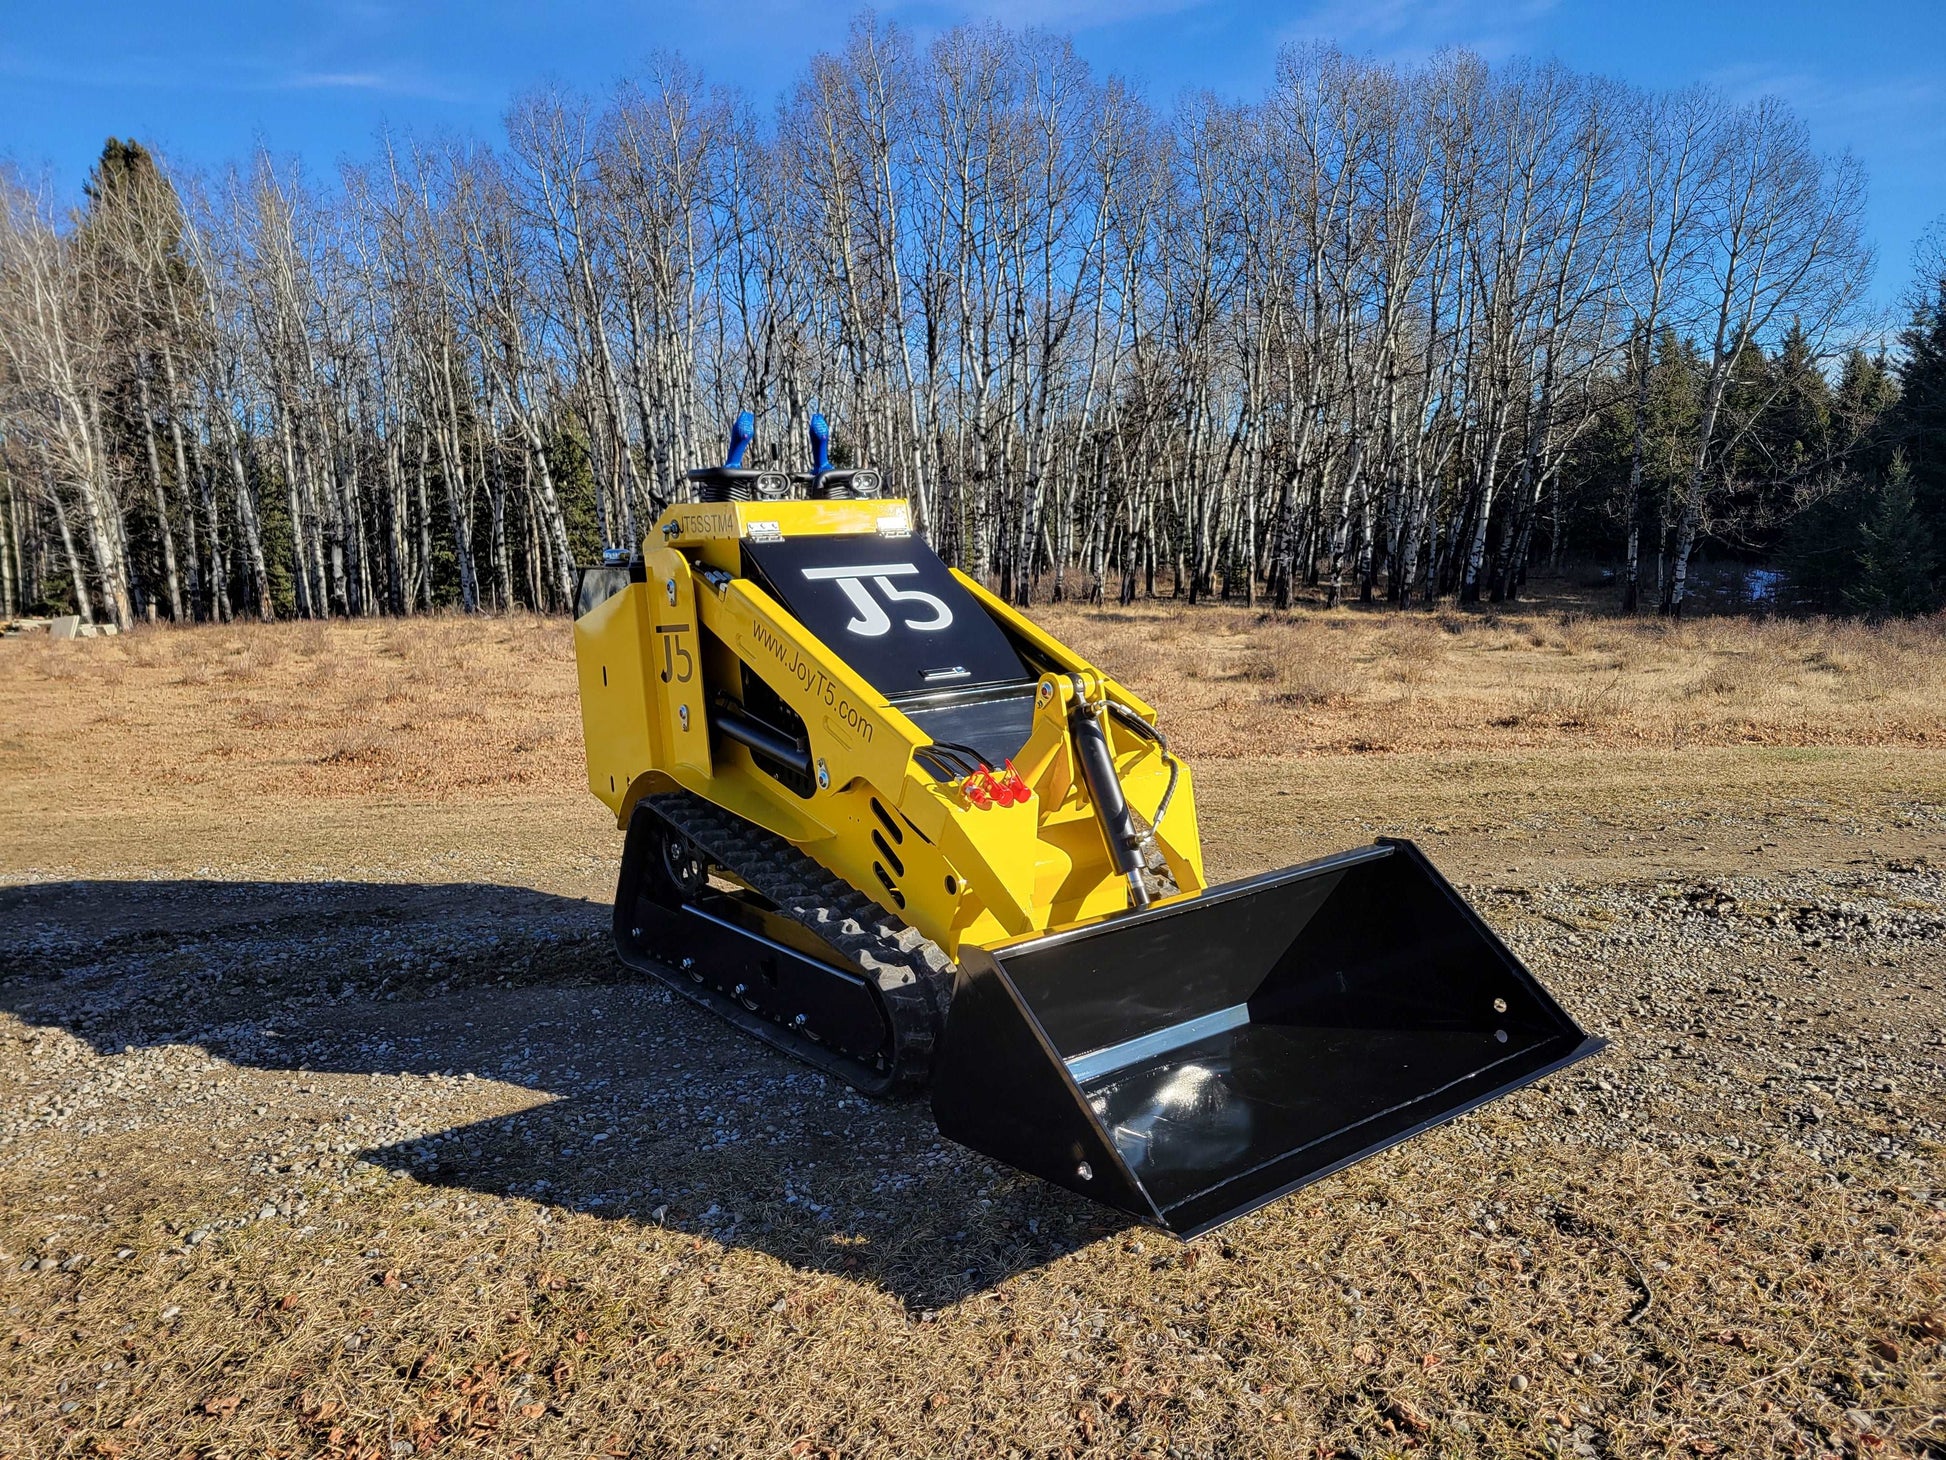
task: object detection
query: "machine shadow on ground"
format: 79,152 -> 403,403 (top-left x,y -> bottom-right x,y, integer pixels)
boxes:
0,878 -> 1124,1308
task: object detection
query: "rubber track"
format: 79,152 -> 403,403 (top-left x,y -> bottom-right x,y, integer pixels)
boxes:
642,791 -> 957,1097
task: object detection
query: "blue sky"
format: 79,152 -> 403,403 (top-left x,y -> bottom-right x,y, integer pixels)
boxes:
3,0 -> 1941,305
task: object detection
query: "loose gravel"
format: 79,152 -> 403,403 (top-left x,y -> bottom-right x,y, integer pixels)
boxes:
2,853 -> 1941,1456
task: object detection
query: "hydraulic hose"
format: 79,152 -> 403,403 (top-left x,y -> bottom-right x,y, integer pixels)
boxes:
1104,700 -> 1182,836
1069,680 -> 1151,909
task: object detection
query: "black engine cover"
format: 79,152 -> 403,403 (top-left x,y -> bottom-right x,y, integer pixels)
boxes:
742,532 -> 1039,768
742,533 -> 1030,699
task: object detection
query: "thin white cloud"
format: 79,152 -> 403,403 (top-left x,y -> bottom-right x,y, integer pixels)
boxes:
0,48 -> 467,105
285,71 -> 390,90
967,0 -> 1206,25
880,0 -> 1211,33
1272,0 -> 1559,63
1706,62 -> 1945,158
0,51 -> 203,91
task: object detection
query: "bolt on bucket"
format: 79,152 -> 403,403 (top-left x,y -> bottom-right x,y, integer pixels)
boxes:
931,838 -> 1602,1237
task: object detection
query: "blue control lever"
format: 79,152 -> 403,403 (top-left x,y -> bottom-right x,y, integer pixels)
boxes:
808,413 -> 831,476
725,410 -> 754,467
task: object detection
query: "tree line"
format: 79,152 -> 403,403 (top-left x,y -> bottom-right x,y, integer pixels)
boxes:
2,19 -> 1941,631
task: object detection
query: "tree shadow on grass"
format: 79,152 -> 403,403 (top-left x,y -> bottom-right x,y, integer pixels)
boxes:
0,878 -> 1124,1308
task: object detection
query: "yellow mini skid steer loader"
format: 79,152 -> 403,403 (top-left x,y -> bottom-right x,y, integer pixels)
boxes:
573,413 -> 1599,1237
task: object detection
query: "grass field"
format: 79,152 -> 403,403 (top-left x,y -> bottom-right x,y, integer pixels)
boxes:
1,592 -> 1942,1458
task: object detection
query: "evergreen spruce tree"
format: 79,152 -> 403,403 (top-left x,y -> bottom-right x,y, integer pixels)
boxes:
1887,274 -> 1946,566
1844,452 -> 1939,617
1763,321 -> 1833,484
1833,348 -> 1898,475
1785,280 -> 1944,614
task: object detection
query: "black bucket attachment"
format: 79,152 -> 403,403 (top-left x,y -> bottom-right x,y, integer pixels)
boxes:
931,839 -> 1601,1237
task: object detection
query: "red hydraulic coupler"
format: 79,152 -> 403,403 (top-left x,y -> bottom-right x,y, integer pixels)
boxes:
958,762 -> 1028,809
1000,758 -> 1029,805
979,765 -> 1009,806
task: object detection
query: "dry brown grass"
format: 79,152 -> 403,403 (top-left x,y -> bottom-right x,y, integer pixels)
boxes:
1,600 -> 1939,822
1034,601 -> 1946,761
0,614 -> 579,813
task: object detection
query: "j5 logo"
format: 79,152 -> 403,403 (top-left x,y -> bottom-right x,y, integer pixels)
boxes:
801,563 -> 953,637
656,624 -> 695,682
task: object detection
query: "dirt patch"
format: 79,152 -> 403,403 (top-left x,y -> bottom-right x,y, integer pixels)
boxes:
1,608 -> 1943,1457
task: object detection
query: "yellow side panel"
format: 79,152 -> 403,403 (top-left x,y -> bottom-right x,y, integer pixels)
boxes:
574,582 -> 659,819
640,548 -> 712,783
